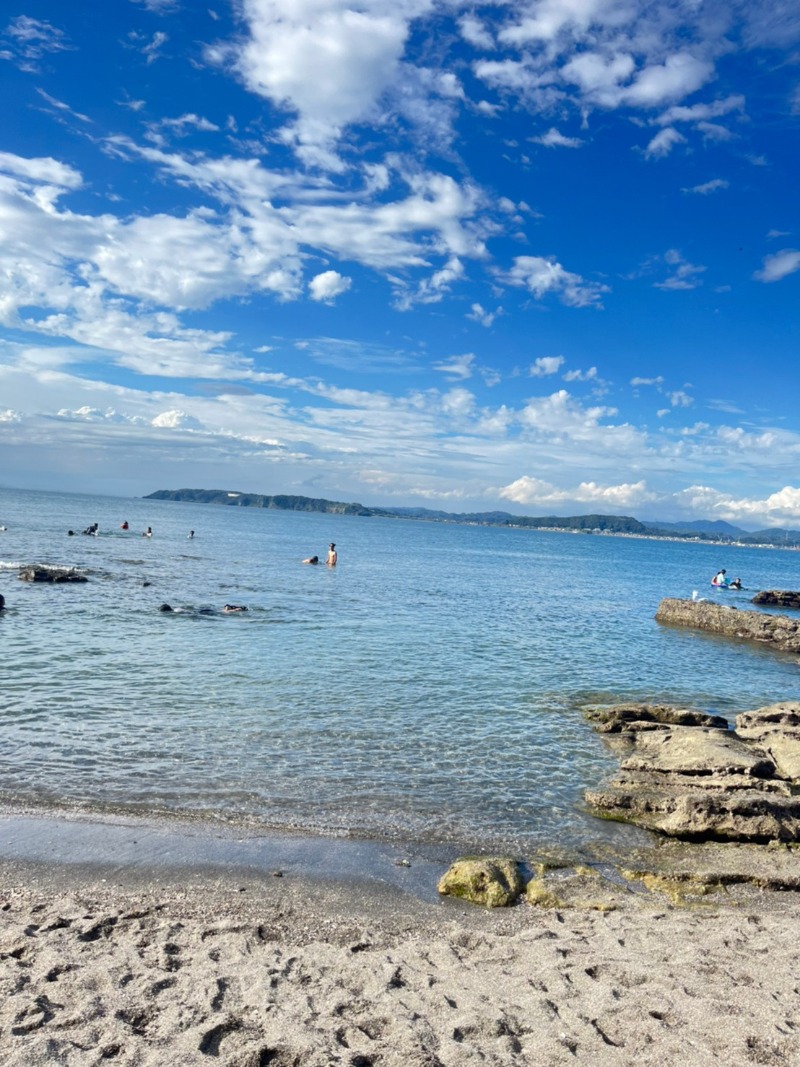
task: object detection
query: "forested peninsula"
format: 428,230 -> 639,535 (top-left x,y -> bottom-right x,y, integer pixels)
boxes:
145,489 -> 800,547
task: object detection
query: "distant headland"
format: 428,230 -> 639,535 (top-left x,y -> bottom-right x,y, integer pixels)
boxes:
145,489 -> 800,548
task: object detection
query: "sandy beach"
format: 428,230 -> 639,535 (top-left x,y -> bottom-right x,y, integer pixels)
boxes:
3,813 -> 800,1067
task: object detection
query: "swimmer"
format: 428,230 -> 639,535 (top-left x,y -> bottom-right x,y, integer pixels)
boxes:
189,530 -> 194,539
143,526 -> 153,537
302,555 -> 319,564
120,521 -> 129,530
0,594 -> 5,611
222,604 -> 247,613
159,603 -> 174,613
327,543 -> 337,566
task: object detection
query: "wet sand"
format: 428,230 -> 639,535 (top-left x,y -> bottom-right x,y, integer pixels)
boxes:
2,811 -> 800,1066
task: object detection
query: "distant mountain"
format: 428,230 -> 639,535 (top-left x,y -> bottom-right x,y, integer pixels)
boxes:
145,489 -> 800,546
145,488 -> 375,516
643,519 -> 750,538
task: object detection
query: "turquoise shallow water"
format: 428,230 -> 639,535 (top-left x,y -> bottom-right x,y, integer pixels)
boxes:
1,486 -> 799,854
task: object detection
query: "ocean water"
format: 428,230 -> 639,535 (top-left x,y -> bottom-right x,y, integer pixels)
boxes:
1,486 -> 799,856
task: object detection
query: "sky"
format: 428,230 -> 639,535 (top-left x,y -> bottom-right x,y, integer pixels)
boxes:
0,1 -> 798,527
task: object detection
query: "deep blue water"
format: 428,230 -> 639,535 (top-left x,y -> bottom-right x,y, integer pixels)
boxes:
1,486 -> 799,854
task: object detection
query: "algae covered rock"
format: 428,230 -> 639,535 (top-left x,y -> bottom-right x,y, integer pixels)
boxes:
437,856 -> 523,908
751,590 -> 800,610
655,597 -> 800,654
19,565 -> 88,583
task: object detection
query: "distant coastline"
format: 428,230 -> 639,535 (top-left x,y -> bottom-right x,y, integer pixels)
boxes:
145,488 -> 800,549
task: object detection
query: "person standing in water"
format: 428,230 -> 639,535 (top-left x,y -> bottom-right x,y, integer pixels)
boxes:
327,543 -> 337,566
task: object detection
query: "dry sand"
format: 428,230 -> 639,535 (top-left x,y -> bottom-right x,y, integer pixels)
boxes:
3,843 -> 800,1067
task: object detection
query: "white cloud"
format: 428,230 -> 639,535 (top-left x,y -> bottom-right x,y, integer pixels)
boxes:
624,53 -> 714,108
467,303 -> 501,327
529,356 -> 565,377
644,127 -> 686,158
151,409 -> 203,429
654,250 -> 706,290
753,249 -> 800,283
499,475 -> 652,509
531,127 -> 584,148
505,255 -> 609,308
221,0 -> 430,169
0,151 -> 82,189
561,50 -> 636,107
655,94 -> 745,127
2,15 -> 70,68
432,353 -> 474,380
308,270 -> 352,303
458,15 -> 495,51
682,178 -> 729,195
631,376 -> 664,387
563,366 -> 597,382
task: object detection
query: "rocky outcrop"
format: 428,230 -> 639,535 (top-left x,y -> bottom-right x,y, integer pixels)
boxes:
18,565 -> 88,583
437,857 -> 524,907
751,590 -> 800,610
655,597 -> 800,654
584,702 -> 800,842
585,703 -> 728,733
736,703 -> 800,781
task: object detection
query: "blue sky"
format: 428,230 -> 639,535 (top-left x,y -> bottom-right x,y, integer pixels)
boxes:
1,0 -> 798,526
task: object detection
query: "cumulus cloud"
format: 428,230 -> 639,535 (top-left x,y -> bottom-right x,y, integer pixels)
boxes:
753,249 -> 800,283
308,270 -> 352,303
151,409 -> 203,429
217,0 -> 427,168
531,127 -> 584,148
563,366 -> 598,382
672,484 -> 800,523
499,475 -> 652,509
505,255 -> 609,307
529,356 -> 564,377
467,302 -> 501,327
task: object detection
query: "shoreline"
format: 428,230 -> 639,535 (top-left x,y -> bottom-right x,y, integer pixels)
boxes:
4,816 -> 800,1065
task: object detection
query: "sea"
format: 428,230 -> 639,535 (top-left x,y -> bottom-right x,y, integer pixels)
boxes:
1,486 -> 799,859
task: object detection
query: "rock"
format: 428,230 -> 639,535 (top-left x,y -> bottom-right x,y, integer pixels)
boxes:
736,703 -> 800,781
18,565 -> 88,583
655,597 -> 800,654
585,703 -> 728,733
437,857 -> 523,908
525,868 -> 620,911
586,777 -> 800,842
584,700 -> 800,842
751,590 -> 800,610
618,725 -> 774,778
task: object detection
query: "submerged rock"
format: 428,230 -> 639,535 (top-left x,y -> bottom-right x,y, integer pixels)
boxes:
437,857 -> 523,908
18,565 -> 88,583
751,590 -> 800,610
655,597 -> 800,654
